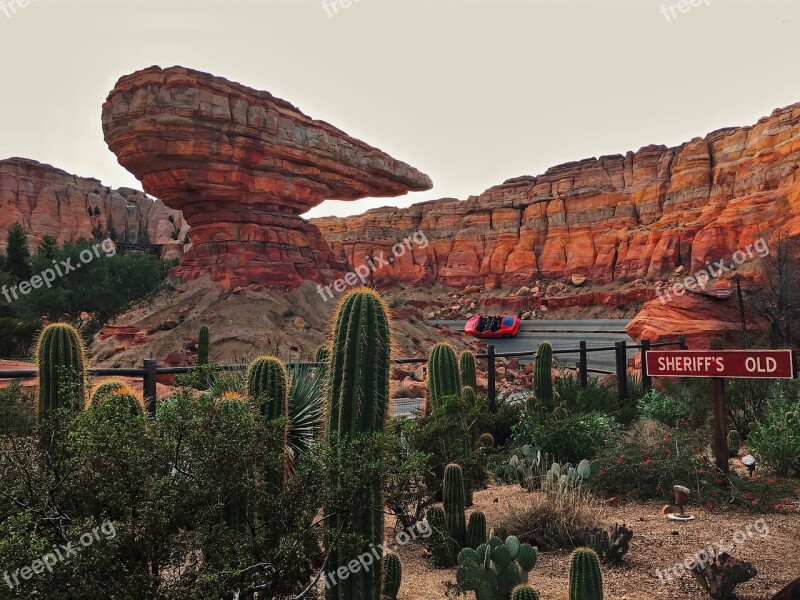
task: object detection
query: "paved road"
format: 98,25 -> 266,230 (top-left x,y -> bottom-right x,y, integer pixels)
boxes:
430,319 -> 635,372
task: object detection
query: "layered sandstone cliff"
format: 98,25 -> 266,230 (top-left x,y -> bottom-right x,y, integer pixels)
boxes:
102,66 -> 432,290
315,102 -> 800,290
0,157 -> 186,258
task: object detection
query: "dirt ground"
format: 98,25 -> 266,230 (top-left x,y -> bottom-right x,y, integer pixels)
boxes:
390,484 -> 800,600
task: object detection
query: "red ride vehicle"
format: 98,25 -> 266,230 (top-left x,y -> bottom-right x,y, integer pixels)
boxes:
464,314 -> 521,338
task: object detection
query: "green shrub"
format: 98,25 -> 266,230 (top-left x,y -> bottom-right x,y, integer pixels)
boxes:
748,398 -> 800,475
0,381 -> 35,435
637,389 -> 690,427
513,412 -> 622,464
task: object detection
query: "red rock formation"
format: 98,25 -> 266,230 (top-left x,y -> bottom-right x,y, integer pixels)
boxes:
102,66 -> 432,290
315,102 -> 800,345
0,158 -> 184,258
316,103 -> 800,288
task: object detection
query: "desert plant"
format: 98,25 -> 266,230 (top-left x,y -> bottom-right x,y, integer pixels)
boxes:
444,463 -> 467,547
427,506 -> 457,567
88,379 -> 136,409
456,532 -> 538,600
287,360 -> 325,460
428,342 -> 461,409
465,511 -> 488,549
477,432 -> 495,448
580,523 -> 633,564
382,553 -> 402,600
544,459 -> 599,498
510,585 -> 540,600
198,325 -> 210,365
690,552 -> 757,600
460,350 -> 478,390
748,400 -> 800,475
216,393 -> 252,532
535,342 -> 554,412
462,385 -> 477,405
569,547 -> 604,600
247,356 -> 289,420
326,288 -> 392,599
728,430 -> 740,457
90,391 -> 147,418
36,322 -> 87,417
502,445 -> 551,491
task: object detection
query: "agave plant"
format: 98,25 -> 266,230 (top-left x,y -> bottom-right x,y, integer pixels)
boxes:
286,360 -> 325,461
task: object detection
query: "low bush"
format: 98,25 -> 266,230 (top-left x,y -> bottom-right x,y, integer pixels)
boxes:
748,397 -> 800,475
637,389 -> 690,427
512,412 -> 623,465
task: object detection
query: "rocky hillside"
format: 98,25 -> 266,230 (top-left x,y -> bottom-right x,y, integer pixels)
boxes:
313,102 -> 800,290
0,157 -> 185,258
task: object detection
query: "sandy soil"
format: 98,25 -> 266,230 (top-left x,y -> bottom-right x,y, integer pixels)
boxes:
390,484 -> 800,600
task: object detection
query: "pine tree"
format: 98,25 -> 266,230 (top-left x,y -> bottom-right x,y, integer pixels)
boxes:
6,223 -> 31,283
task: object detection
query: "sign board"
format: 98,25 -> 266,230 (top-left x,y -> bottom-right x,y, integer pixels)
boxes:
646,349 -> 797,379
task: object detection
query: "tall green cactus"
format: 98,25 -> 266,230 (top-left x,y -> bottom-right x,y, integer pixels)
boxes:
465,511 -> 487,549
728,429 -> 741,457
326,289 -> 392,600
569,548 -> 604,600
217,393 -> 251,532
427,507 -> 456,567
460,350 -> 478,390
198,325 -> 210,365
428,342 -> 461,409
461,385 -> 477,405
382,553 -> 402,600
247,356 -> 289,420
511,585 -> 541,600
444,463 -> 467,548
315,344 -> 330,385
535,342 -> 554,412
36,323 -> 87,417
93,392 -> 147,418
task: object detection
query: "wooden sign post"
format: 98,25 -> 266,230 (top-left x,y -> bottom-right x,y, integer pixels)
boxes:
645,342 -> 797,474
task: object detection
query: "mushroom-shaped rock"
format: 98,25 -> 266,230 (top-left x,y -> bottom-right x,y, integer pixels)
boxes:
102,66 -> 432,289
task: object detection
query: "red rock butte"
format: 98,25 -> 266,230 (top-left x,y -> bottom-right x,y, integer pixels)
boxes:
102,65 -> 432,289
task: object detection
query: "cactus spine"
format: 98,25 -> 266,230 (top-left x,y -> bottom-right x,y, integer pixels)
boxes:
569,548 -> 604,600
247,356 -> 289,420
535,342 -> 554,412
465,511 -> 487,549
444,463 -> 467,547
36,323 -> 87,417
326,289 -> 392,599
728,429 -> 741,457
428,343 -> 461,408
382,553 -> 402,600
460,350 -> 478,390
511,585 -> 541,600
198,325 -> 210,365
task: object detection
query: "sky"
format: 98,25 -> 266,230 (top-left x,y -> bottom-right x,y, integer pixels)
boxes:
0,0 -> 798,219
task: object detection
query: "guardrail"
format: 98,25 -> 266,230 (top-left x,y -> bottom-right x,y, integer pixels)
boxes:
0,336 -> 686,416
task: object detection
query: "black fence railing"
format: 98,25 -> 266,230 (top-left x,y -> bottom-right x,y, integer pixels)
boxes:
0,336 -> 687,416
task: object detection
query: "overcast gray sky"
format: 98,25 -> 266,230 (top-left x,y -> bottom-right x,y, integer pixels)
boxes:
1,0 -> 798,218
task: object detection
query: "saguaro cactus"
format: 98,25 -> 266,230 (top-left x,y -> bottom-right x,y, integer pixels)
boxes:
247,356 -> 289,420
36,323 -> 87,417
465,511 -> 487,549
428,342 -> 461,408
460,350 -> 478,390
535,342 -> 554,412
444,463 -> 467,548
326,288 -> 392,600
382,553 -> 402,600
198,325 -> 210,365
569,548 -> 604,600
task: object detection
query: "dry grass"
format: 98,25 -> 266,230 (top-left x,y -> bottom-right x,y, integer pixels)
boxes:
491,487 -> 601,550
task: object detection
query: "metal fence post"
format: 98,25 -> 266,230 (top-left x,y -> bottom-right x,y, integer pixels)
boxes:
487,344 -> 497,413
641,339 -> 652,393
143,358 -> 158,417
615,341 -> 628,401
578,340 -> 588,388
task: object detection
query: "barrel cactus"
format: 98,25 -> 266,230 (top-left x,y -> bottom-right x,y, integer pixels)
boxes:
247,356 -> 289,420
535,342 -> 554,412
477,432 -> 495,448
569,547 -> 604,600
92,391 -> 147,417
444,463 -> 467,547
198,325 -> 210,365
511,585 -> 540,600
88,380 -> 136,409
326,289 -> 392,599
461,385 -> 477,405
382,553 -> 402,600
465,511 -> 487,549
36,323 -> 87,417
728,430 -> 741,457
460,350 -> 478,390
428,342 -> 461,408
